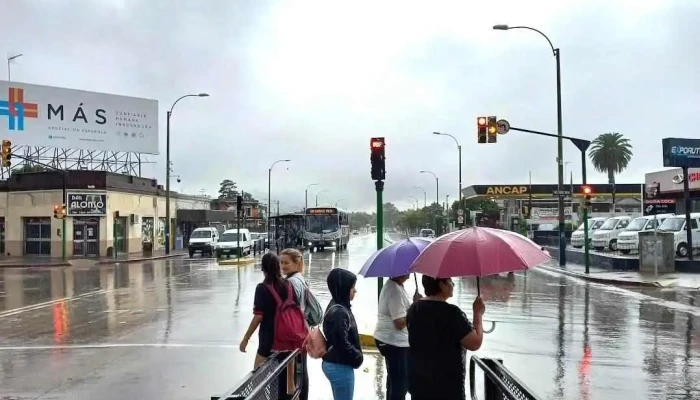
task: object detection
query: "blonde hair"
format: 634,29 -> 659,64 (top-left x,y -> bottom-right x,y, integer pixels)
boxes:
280,248 -> 305,273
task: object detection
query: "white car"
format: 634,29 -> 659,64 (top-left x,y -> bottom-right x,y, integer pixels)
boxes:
570,218 -> 607,248
216,228 -> 253,258
188,227 -> 219,258
420,229 -> 435,238
617,214 -> 673,254
658,213 -> 700,257
591,216 -> 633,251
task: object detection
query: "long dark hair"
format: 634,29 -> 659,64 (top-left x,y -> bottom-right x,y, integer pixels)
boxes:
261,253 -> 283,286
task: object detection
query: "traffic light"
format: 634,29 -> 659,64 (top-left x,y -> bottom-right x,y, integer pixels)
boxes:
236,195 -> 243,216
582,186 -> 592,207
487,116 -> 498,143
54,204 -> 67,219
477,117 -> 487,143
370,137 -> 386,181
1,140 -> 11,168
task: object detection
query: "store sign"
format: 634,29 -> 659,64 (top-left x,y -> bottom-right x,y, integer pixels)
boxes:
643,198 -> 676,216
66,192 -> 107,216
663,138 -> 700,168
485,186 -> 528,195
670,172 -> 700,184
531,207 -> 572,220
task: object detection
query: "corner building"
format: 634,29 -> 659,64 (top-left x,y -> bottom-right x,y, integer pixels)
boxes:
0,170 -> 209,257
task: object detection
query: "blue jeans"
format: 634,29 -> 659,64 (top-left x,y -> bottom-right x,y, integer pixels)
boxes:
322,361 -> 355,400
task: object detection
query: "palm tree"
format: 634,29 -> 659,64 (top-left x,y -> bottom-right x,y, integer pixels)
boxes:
588,132 -> 633,210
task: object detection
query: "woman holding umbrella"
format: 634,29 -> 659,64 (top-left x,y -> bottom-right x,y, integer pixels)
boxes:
406,276 -> 485,400
358,238 -> 431,400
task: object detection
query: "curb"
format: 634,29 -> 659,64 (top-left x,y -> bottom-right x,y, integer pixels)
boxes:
97,253 -> 188,265
538,265 -> 662,288
358,333 -> 376,348
218,257 -> 257,266
0,262 -> 72,269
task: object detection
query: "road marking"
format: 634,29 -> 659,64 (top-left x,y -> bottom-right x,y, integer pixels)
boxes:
0,289 -> 109,319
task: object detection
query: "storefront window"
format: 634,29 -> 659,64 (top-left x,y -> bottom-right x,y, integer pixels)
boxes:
142,217 -> 154,243
24,217 -> 52,256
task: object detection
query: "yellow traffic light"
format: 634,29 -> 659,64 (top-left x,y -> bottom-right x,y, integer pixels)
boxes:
53,204 -> 61,219
1,140 -> 11,168
60,204 -> 67,219
487,116 -> 498,143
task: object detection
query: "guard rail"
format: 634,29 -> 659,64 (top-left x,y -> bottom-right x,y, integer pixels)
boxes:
469,356 -> 541,400
212,350 -> 302,400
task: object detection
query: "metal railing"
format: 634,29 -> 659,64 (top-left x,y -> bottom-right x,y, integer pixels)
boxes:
469,356 -> 541,400
212,350 -> 303,400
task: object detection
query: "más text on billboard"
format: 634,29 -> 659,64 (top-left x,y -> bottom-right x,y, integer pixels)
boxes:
0,81 -> 158,154
662,138 -> 700,168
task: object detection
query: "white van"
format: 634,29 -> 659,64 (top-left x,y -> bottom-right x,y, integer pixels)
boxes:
216,228 -> 254,258
188,227 -> 219,258
591,216 -> 632,251
658,213 -> 700,257
617,214 -> 674,254
570,217 -> 607,248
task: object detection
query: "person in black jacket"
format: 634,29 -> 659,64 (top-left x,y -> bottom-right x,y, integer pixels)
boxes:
322,268 -> 363,400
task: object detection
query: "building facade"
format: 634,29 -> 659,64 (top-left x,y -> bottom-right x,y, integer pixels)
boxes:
0,170 -> 210,258
644,167 -> 700,215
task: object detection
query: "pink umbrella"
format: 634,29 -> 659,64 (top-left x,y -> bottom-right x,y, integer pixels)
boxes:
409,227 -> 551,295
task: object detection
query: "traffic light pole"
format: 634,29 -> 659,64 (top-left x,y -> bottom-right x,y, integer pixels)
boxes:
581,150 -> 590,274
375,180 -> 384,300
509,126 -> 591,272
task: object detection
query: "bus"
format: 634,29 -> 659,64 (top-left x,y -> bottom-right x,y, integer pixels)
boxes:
303,207 -> 350,252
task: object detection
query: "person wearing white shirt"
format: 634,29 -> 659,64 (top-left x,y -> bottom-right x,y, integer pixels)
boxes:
373,274 -> 422,400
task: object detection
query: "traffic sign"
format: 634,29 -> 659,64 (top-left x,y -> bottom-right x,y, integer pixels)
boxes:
496,119 -> 510,135
552,190 -> 571,197
458,215 -> 464,223
442,210 -> 448,217
457,209 -> 464,216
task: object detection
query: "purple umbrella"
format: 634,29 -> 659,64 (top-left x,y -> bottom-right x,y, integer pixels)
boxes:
359,238 -> 432,278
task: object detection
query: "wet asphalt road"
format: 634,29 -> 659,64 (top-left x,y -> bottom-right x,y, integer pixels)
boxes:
1,234 -> 699,400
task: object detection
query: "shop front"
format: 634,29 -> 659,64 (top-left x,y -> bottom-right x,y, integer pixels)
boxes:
644,167 -> 700,215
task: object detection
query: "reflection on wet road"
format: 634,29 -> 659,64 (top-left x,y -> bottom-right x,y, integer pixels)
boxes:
1,234 -> 699,399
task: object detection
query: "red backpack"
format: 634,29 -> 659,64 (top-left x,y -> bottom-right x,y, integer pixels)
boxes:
266,282 -> 309,351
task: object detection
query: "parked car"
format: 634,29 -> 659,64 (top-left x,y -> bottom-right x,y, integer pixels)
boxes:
216,229 -> 254,258
658,213 -> 700,257
591,216 -> 632,251
420,229 -> 435,238
188,227 -> 219,258
617,214 -> 673,254
570,217 -> 607,248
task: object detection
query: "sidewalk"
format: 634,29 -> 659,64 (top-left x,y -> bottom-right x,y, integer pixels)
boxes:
538,261 -> 700,289
0,249 -> 188,268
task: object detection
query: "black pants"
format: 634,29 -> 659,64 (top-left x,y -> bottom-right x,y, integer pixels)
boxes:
375,339 -> 409,400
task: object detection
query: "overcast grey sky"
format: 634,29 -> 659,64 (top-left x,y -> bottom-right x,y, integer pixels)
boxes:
2,0 -> 698,212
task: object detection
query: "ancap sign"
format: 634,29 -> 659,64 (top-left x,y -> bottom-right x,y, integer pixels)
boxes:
485,186 -> 528,195
66,192 -> 107,216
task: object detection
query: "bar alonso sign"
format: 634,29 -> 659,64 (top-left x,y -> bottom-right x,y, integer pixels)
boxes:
67,192 -> 107,216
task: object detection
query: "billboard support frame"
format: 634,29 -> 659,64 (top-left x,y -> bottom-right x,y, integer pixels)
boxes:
0,144 -> 149,179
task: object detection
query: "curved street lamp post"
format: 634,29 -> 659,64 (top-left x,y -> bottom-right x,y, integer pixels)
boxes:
315,190 -> 329,207
165,93 -> 209,255
433,131 -> 463,227
268,159 -> 291,247
305,183 -> 319,212
419,170 -> 439,205
494,24 -> 566,266
413,186 -> 427,208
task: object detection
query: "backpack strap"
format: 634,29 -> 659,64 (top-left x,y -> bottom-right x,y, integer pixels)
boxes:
284,281 -> 294,300
265,283 -> 284,306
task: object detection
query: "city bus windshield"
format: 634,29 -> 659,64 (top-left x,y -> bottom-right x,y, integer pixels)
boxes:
306,215 -> 339,233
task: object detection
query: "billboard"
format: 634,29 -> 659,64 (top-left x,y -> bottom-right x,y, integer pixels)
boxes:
0,81 -> 158,154
662,138 -> 700,168
66,192 -> 107,216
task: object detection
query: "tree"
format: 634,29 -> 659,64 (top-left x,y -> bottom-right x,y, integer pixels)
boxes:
451,198 -> 500,224
12,164 -> 47,174
589,132 -> 633,207
383,202 -> 401,228
218,179 -> 238,199
241,191 -> 254,201
349,212 -> 374,230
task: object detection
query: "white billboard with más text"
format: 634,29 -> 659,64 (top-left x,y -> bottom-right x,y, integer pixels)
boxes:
0,81 -> 159,154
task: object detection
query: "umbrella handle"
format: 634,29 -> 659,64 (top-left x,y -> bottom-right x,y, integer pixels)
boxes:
413,272 -> 419,288
483,320 -> 496,334
476,277 -> 480,296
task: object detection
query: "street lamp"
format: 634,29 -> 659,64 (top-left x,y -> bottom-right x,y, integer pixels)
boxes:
433,131 -> 463,227
413,186 -> 427,208
305,183 -> 319,212
335,199 -> 346,208
268,159 -> 291,245
419,170 -> 439,205
164,93 -> 209,255
7,53 -> 23,81
316,190 -> 329,206
494,23 -> 565,266
408,196 -> 420,210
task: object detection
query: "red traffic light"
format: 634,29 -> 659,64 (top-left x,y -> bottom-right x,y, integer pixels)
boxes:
477,117 -> 487,127
370,137 -> 385,151
582,186 -> 592,195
